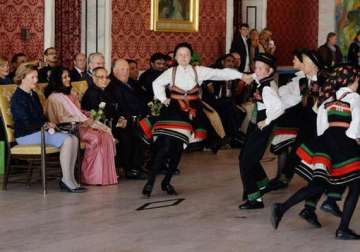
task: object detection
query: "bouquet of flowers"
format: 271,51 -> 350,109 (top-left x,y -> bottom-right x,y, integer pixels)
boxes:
147,99 -> 163,116
90,102 -> 106,122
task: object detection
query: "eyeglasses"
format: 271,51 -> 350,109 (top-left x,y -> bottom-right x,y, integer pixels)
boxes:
95,75 -> 108,80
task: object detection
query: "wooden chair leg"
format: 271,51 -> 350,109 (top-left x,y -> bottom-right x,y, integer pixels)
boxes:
26,161 -> 34,187
2,154 -> 11,190
41,127 -> 47,195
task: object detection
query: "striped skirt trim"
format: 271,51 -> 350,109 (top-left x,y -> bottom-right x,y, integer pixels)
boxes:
295,162 -> 360,185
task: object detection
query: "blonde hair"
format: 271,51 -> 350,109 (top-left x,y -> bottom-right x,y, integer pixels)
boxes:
14,62 -> 38,85
0,57 -> 8,66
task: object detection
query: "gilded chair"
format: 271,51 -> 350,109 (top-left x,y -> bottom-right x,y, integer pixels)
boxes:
71,80 -> 88,101
0,85 -> 60,195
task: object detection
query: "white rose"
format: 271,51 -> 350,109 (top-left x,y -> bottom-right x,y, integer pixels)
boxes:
99,102 -> 106,109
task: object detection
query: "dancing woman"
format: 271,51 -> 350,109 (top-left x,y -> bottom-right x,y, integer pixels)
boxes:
272,65 -> 360,240
142,42 -> 252,197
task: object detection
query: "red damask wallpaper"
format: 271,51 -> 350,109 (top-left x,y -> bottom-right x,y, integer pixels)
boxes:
267,0 -> 319,65
112,0 -> 226,69
55,0 -> 81,68
0,0 -> 44,61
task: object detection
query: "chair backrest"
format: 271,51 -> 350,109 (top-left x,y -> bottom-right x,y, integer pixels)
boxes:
0,85 -> 17,144
34,83 -> 48,108
71,80 -> 88,101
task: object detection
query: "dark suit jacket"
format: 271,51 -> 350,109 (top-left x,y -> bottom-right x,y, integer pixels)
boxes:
318,44 -> 343,68
70,68 -> 85,82
84,71 -> 95,88
138,68 -> 163,103
106,77 -> 149,122
230,35 -> 250,72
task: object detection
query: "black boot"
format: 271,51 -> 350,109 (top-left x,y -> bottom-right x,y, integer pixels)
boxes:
320,199 -> 342,217
238,200 -> 264,210
336,228 -> 360,240
299,208 -> 322,228
268,178 -> 289,191
271,203 -> 284,230
142,182 -> 154,198
161,182 -> 178,195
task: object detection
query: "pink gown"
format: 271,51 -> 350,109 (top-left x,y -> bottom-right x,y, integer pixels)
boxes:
45,92 -> 118,185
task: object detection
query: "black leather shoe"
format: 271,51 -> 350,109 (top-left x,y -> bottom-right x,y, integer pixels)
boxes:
268,179 -> 289,191
142,183 -> 153,198
336,228 -> 360,240
238,200 -> 264,210
174,168 -> 181,175
59,181 -> 87,193
271,203 -> 284,230
321,200 -> 342,217
126,170 -> 147,180
299,208 -> 322,228
161,183 -> 178,195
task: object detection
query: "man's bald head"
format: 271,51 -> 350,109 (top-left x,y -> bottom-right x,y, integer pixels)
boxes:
113,59 -> 129,83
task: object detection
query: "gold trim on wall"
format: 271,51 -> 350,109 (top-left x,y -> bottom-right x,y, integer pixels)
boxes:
151,0 -> 199,32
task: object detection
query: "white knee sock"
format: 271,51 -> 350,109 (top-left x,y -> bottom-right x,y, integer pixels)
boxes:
60,136 -> 78,189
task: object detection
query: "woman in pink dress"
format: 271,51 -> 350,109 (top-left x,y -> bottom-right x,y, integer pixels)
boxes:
44,67 -> 118,185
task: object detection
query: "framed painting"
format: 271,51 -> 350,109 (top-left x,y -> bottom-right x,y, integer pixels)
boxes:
336,0 -> 360,55
151,0 -> 199,32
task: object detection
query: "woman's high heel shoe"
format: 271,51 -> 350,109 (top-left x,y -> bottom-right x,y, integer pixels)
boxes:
142,183 -> 153,198
161,183 -> 178,195
59,181 -> 87,193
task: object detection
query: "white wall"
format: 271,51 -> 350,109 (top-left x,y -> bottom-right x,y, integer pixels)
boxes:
226,0 -> 234,53
318,0 -> 336,46
44,0 -> 55,50
81,0 -> 112,70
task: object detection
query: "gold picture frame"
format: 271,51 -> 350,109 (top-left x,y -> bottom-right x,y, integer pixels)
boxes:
151,0 -> 199,32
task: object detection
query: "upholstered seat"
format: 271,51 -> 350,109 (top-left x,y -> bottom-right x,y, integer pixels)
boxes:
71,80 -> 88,100
10,145 -> 60,155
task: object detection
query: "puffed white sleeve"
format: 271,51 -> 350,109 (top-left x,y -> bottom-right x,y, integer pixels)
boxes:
152,68 -> 172,103
262,86 -> 284,125
346,94 -> 360,139
316,103 -> 329,136
196,66 -> 243,83
278,76 -> 301,98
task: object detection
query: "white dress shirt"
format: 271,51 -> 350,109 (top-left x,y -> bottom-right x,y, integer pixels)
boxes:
255,79 -> 284,125
242,35 -> 250,72
153,66 -> 244,103
317,87 -> 360,139
278,71 -> 305,109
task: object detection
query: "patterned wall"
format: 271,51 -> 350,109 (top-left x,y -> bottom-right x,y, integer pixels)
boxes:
55,0 -> 82,68
112,0 -> 226,69
267,0 -> 319,65
0,0 -> 44,61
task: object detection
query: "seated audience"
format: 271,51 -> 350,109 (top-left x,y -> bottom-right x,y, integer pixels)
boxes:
107,59 -> 149,179
38,47 -> 59,83
9,53 -> 27,81
202,54 -> 247,147
10,63 -> 84,192
0,57 -> 11,85
70,53 -> 87,82
231,52 -> 241,70
81,67 -> 112,114
138,52 -> 168,103
44,67 -> 118,185
85,52 -> 105,87
127,59 -> 144,96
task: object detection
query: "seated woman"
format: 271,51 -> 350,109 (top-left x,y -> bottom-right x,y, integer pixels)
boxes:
10,63 -> 84,192
44,67 -> 118,186
0,57 -> 11,85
